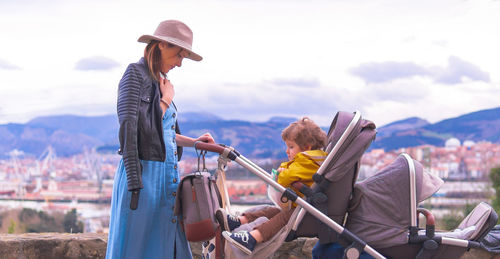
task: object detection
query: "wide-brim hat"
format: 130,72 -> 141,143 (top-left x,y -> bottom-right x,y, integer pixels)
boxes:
138,20 -> 202,61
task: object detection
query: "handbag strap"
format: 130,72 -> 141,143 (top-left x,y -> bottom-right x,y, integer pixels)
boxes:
209,176 -> 223,208
195,142 -> 208,174
189,176 -> 203,221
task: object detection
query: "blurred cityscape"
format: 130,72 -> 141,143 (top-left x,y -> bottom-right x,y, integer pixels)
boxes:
360,138 -> 500,218
1,137 -> 500,233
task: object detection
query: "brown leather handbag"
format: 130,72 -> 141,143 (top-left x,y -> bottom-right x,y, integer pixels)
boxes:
174,150 -> 222,242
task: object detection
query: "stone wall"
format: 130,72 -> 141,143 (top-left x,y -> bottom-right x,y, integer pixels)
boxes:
0,233 -> 106,259
0,233 -> 497,259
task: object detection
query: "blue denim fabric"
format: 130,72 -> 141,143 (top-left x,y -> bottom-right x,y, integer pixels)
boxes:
106,104 -> 192,259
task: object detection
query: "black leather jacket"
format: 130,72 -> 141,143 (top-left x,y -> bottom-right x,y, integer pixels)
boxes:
117,58 -> 182,194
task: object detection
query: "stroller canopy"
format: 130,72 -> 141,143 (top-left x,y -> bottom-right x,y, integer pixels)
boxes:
321,111 -> 376,182
292,111 -> 377,243
345,154 -> 443,248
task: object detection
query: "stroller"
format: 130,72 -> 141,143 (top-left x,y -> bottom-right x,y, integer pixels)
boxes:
344,153 -> 498,258
194,111 -> 500,259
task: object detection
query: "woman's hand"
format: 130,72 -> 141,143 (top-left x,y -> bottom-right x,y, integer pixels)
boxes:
176,133 -> 214,147
159,76 -> 175,106
196,133 -> 215,144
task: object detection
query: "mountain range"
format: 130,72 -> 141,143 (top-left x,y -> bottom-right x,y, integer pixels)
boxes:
372,106 -> 500,150
1,107 -> 500,158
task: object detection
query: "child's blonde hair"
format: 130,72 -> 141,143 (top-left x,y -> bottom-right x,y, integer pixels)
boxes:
281,117 -> 327,150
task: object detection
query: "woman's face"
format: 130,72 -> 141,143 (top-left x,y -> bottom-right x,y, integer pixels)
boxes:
159,42 -> 189,74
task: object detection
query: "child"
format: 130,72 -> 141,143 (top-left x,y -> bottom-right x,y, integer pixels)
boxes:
216,117 -> 328,255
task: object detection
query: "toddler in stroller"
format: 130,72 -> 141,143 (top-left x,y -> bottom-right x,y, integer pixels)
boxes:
217,117 -> 328,255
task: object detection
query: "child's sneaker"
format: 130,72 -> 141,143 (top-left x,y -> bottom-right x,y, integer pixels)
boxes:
215,208 -> 241,232
222,230 -> 257,255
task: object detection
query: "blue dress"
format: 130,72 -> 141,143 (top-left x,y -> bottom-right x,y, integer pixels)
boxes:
106,104 -> 192,259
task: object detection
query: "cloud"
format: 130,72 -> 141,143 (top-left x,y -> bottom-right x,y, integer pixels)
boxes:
349,62 -> 429,83
364,81 -> 431,103
174,81 -> 346,126
432,56 -> 490,84
432,40 -> 448,47
74,56 -> 120,71
0,58 -> 21,70
268,77 -> 320,88
350,56 -> 490,85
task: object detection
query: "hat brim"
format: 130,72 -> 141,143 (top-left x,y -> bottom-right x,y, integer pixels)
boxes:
138,34 -> 203,61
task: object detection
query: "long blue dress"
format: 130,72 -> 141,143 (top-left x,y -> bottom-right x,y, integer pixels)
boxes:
106,104 -> 192,259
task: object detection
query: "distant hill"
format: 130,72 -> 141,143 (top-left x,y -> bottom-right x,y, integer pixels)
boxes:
371,107 -> 500,150
0,122 -> 104,157
267,116 -> 297,124
0,114 -> 118,157
376,117 -> 429,138
1,107 -> 500,158
424,107 -> 500,141
27,114 -> 118,144
0,113 -> 295,159
176,112 -> 223,123
179,118 -> 292,159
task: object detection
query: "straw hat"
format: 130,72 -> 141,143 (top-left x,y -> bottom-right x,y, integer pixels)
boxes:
138,20 -> 202,61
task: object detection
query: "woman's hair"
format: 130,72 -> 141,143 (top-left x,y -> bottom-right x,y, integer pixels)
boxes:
281,117 -> 327,150
143,40 -> 176,82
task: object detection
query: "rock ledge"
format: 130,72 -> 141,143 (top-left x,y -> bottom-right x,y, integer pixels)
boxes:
0,233 -> 496,259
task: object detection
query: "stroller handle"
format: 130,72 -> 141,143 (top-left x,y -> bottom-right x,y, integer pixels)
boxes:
194,142 -> 226,155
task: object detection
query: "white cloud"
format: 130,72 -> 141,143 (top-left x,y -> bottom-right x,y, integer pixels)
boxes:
173,79 -> 347,126
350,56 -> 490,84
267,78 -> 321,88
0,59 -> 21,70
432,56 -> 490,84
75,57 -> 120,71
350,62 -> 429,83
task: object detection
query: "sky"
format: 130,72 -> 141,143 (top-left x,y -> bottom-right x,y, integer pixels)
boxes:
1,0 -> 499,127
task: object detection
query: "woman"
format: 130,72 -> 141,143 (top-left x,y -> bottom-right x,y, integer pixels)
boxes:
106,20 -> 214,259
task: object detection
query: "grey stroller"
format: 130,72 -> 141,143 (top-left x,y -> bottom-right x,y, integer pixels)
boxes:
194,111 -> 500,259
345,153 -> 498,258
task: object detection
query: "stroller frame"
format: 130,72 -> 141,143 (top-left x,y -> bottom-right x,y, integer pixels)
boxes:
403,151 -> 493,256
196,111 -> 384,259
396,154 -> 491,257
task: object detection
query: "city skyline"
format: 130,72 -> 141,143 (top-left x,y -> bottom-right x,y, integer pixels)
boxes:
1,0 -> 499,126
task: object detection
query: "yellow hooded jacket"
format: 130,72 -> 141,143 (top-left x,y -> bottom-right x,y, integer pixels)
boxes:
277,150 -> 328,197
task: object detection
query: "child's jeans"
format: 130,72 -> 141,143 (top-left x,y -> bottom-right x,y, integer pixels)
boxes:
242,206 -> 295,242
